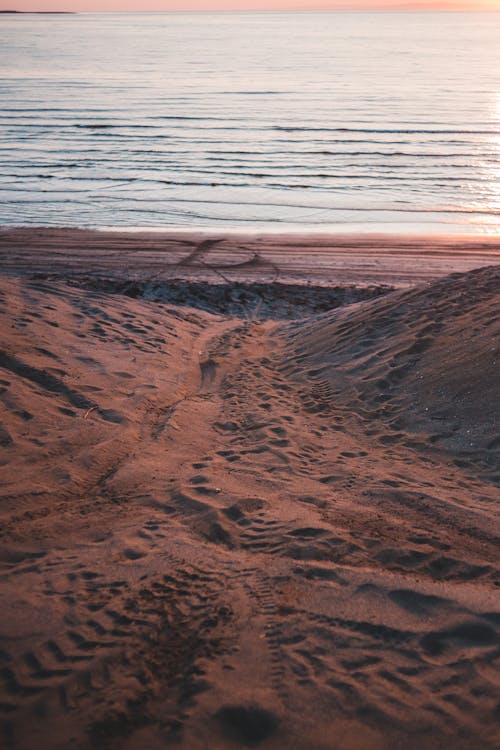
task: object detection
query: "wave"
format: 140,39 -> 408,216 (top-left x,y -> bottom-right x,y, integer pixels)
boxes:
3,122 -> 500,138
3,193 -> 499,218
273,126 -> 500,135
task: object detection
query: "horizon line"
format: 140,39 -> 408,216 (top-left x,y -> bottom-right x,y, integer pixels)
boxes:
2,7 -> 500,12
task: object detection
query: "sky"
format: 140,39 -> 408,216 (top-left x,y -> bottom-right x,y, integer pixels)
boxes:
2,0 -> 500,11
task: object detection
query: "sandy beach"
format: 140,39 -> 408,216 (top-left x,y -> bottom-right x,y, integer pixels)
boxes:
1,229 -> 499,750
2,227 -> 500,287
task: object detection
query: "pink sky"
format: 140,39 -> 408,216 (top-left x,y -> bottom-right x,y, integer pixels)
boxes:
2,0 -> 499,11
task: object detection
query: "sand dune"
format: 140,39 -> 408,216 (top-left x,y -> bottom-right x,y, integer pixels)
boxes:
0,261 -> 499,750
280,265 -> 500,474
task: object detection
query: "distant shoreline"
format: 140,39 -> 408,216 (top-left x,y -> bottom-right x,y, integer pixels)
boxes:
0,10 -> 75,13
1,8 -> 499,13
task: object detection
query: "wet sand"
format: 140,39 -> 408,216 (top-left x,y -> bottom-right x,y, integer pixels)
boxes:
0,229 -> 499,750
2,227 -> 500,286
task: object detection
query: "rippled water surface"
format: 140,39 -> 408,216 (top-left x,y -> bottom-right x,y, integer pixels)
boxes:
2,11 -> 500,232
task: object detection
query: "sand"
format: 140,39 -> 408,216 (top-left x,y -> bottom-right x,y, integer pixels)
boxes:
2,227 -> 500,286
0,230 -> 499,750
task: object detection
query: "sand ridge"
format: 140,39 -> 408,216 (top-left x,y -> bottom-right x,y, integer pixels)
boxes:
0,261 -> 499,750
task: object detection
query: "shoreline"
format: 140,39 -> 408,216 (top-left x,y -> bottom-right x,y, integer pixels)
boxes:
2,226 -> 500,288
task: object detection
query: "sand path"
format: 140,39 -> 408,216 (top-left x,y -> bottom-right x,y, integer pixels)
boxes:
0,269 -> 499,750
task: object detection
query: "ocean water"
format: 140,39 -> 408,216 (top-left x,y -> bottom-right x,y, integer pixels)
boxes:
1,11 -> 500,234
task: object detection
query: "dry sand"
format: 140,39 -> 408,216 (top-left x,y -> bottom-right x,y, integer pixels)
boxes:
0,230 -> 499,750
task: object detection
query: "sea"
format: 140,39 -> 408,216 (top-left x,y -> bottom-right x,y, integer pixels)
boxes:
1,11 -> 500,234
